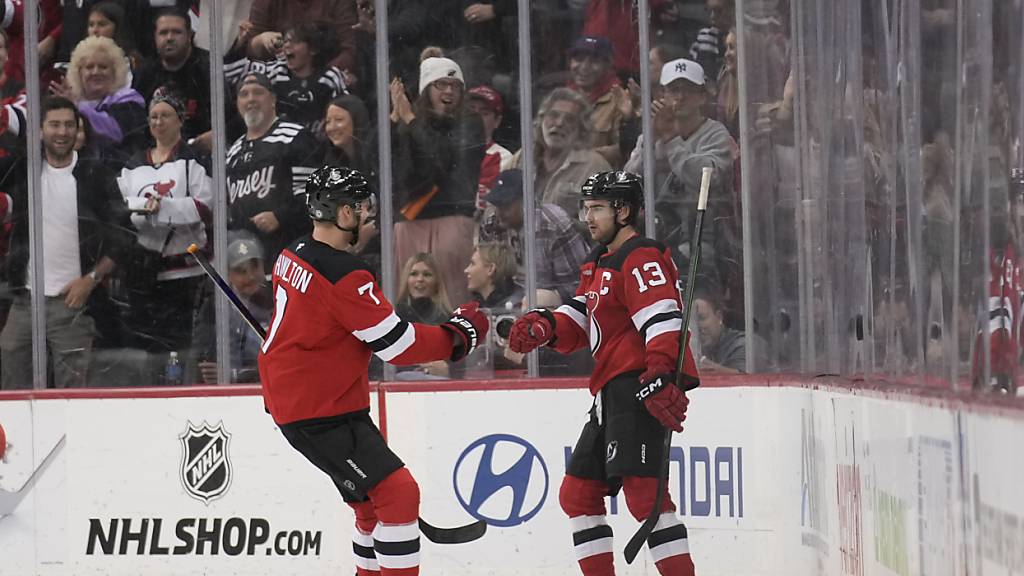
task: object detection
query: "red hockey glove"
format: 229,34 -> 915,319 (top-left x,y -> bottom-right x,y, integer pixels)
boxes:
636,367 -> 689,432
442,302 -> 489,361
508,309 -> 556,353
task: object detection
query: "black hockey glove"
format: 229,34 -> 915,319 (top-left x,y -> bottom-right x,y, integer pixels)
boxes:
442,302 -> 490,361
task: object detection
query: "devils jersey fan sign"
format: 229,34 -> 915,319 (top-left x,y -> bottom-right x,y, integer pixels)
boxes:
179,421 -> 233,504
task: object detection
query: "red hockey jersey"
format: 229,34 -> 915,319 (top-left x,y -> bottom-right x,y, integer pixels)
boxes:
549,235 -> 699,395
973,243 -> 1024,390
258,236 -> 456,424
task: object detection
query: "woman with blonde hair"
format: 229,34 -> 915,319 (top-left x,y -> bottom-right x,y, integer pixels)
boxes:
395,253 -> 453,378
465,241 -> 522,312
396,253 -> 452,325
55,35 -> 147,158
715,29 -> 739,139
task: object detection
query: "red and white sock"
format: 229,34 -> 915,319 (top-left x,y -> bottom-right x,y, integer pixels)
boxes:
350,501 -> 380,576
569,514 -> 615,576
366,468 -> 421,576
560,475 -> 616,575
372,521 -> 419,576
648,512 -> 695,576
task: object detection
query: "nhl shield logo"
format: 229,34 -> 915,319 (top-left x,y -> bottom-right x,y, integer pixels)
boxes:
179,422 -> 232,504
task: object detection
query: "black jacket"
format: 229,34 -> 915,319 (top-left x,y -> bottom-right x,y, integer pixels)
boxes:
133,47 -> 213,141
1,155 -> 130,299
393,111 -> 485,220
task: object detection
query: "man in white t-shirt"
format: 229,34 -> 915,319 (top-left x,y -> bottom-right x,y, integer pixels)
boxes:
0,97 -> 125,389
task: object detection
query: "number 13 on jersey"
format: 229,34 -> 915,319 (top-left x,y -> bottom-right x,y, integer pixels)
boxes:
631,262 -> 667,293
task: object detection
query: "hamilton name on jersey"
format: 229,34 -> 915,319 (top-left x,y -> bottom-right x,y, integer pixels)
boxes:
272,250 -> 313,294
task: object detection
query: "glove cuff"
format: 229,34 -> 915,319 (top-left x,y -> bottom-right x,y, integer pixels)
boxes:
443,316 -> 479,362
635,373 -> 674,403
529,307 -> 558,348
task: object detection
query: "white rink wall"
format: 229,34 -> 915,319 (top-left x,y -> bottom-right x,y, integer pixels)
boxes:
0,381 -> 1021,576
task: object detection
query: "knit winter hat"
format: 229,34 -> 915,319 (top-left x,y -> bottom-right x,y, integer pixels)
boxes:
419,57 -> 464,95
150,86 -> 187,121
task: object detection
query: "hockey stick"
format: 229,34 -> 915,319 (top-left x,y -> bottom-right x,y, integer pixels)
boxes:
186,243 -> 487,545
418,517 -> 487,545
624,167 -> 712,564
187,244 -> 267,341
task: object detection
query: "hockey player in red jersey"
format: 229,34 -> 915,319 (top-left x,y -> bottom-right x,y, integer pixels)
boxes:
509,171 -> 698,575
257,166 -> 489,576
973,169 -> 1024,395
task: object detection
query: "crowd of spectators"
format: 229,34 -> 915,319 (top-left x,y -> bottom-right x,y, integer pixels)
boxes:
0,0 -> 792,387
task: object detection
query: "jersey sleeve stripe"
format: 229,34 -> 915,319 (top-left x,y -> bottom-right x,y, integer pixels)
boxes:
630,298 -> 680,331
374,324 -> 416,361
639,310 -> 682,335
643,317 -> 682,345
5,104 -> 20,137
557,297 -> 588,331
1,1 -> 14,28
364,321 -> 412,353
566,295 -> 587,315
352,312 -> 401,342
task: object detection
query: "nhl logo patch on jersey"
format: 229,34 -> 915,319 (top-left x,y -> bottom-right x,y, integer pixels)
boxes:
179,421 -> 233,504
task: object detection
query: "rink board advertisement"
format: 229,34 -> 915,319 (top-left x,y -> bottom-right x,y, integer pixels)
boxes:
0,395 -> 361,576
1,382 -> 1023,576
383,386 -> 790,576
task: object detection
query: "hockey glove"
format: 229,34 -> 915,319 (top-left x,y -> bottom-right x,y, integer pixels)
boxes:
508,309 -> 556,353
442,302 -> 489,361
636,366 -> 689,432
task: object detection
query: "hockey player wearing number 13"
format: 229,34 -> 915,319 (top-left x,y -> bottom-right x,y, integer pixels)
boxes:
257,166 -> 489,576
509,171 -> 698,575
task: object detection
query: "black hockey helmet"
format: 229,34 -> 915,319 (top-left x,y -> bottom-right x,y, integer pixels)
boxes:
306,166 -> 375,222
579,170 -> 643,225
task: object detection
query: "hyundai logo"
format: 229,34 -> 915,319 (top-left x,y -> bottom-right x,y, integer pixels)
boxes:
453,434 -> 548,527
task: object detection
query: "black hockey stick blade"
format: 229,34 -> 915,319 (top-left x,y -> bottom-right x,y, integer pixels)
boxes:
418,517 -> 487,544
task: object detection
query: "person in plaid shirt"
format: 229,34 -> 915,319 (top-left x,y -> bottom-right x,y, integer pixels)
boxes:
478,168 -> 592,307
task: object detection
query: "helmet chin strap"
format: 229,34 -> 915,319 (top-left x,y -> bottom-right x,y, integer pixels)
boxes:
334,206 -> 361,245
599,206 -> 628,246
334,221 -> 360,245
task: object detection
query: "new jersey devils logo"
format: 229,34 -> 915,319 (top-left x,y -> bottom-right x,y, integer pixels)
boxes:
138,179 -> 176,198
179,421 -> 232,504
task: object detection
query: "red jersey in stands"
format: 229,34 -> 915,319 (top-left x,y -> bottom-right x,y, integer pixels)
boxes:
258,235 -> 455,424
974,243 -> 1024,389
549,234 -> 699,394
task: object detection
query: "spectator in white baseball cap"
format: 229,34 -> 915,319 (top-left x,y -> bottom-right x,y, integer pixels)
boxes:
623,57 -> 736,291
660,57 -> 707,87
